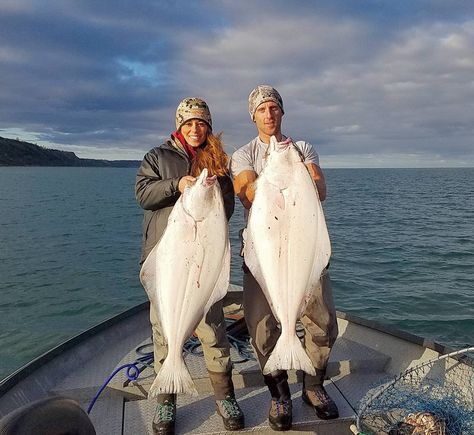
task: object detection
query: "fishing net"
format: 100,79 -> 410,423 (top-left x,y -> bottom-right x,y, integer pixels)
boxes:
354,347 -> 474,435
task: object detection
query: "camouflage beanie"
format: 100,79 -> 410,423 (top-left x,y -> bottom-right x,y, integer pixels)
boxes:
248,85 -> 284,120
175,97 -> 212,130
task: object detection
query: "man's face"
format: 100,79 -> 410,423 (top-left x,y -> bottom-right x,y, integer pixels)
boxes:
253,101 -> 283,138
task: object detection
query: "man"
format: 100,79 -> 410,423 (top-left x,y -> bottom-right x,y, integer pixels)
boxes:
231,85 -> 339,431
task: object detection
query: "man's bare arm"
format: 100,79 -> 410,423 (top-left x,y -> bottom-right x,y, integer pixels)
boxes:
233,170 -> 258,209
306,163 -> 327,201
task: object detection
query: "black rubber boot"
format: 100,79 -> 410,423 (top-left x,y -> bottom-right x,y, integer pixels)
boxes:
152,394 -> 176,435
264,370 -> 292,431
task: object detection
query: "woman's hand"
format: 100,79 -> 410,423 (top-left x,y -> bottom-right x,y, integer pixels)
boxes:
178,175 -> 196,193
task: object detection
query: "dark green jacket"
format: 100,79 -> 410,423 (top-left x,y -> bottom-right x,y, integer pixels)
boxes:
135,139 -> 235,264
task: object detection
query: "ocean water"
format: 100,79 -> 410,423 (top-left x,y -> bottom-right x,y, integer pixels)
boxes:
0,167 -> 473,381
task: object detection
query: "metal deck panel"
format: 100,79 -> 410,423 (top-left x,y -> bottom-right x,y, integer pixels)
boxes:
117,335 -> 389,397
331,371 -> 393,416
124,381 -> 354,435
82,394 -> 124,435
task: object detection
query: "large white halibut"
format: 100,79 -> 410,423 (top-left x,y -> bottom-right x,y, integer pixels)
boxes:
140,168 -> 230,396
244,136 -> 331,375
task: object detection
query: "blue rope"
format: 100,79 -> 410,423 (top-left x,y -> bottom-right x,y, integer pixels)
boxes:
87,353 -> 153,414
228,334 -> 255,363
183,336 -> 203,355
183,332 -> 255,362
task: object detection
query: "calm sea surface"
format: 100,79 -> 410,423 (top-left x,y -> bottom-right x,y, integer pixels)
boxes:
0,167 -> 473,380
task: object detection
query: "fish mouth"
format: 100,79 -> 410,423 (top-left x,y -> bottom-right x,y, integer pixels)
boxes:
196,168 -> 217,187
202,175 -> 217,187
273,137 -> 292,153
275,143 -> 289,152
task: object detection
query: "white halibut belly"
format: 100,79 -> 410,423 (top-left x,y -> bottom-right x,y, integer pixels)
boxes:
244,149 -> 331,375
140,180 -> 230,396
247,166 -> 326,316
155,210 -> 227,344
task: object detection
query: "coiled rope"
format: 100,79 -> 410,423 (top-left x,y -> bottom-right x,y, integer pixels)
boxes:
87,315 -> 253,413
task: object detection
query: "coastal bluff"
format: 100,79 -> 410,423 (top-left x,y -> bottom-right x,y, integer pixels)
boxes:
0,137 -> 140,167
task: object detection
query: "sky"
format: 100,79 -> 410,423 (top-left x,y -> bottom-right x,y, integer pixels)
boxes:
1,0 -> 473,168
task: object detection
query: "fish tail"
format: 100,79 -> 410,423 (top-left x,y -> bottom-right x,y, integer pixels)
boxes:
263,335 -> 316,376
148,357 -> 198,397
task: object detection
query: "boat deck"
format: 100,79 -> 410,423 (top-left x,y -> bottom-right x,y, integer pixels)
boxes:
95,335 -> 390,435
53,316 -> 396,434
1,286 -> 463,434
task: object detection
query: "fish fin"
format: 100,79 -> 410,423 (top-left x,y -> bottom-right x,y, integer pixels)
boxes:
263,335 -> 316,376
139,249 -> 158,307
301,248 -> 330,319
298,287 -> 315,318
149,357 -> 198,397
240,227 -> 247,257
204,240 -> 230,314
242,237 -> 268,297
140,247 -> 170,339
242,228 -> 269,295
303,206 -> 331,315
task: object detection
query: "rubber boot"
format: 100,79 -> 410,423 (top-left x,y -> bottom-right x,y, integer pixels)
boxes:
302,370 -> 339,420
152,394 -> 176,435
208,370 -> 245,431
264,370 -> 292,431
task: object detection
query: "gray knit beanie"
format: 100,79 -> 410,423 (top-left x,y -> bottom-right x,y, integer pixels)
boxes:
248,85 -> 284,120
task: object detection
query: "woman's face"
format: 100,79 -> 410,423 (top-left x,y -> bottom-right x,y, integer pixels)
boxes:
180,119 -> 209,147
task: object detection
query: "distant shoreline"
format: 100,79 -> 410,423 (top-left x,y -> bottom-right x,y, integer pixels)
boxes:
0,136 -> 140,168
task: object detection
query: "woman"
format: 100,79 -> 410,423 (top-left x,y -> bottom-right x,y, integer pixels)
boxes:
135,98 -> 244,435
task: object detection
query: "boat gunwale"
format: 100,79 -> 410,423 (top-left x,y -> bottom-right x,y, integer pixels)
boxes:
336,310 -> 473,367
0,301 -> 150,396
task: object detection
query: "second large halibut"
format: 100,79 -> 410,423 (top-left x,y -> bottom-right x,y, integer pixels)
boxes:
243,136 -> 331,375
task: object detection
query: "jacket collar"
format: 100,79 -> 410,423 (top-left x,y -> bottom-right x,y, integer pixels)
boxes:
172,131 -> 198,159
162,136 -> 189,159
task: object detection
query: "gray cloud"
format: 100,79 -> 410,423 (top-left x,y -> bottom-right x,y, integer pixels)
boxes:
1,0 -> 473,166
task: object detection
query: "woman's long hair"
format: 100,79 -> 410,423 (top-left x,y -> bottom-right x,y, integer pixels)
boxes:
190,132 -> 229,177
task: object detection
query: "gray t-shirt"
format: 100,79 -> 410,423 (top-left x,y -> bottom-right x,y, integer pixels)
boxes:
230,135 -> 320,178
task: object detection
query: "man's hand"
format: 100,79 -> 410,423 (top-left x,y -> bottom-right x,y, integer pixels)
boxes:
233,170 -> 258,209
178,175 -> 196,193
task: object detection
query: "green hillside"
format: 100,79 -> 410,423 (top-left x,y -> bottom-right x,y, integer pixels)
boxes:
0,137 -> 140,167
